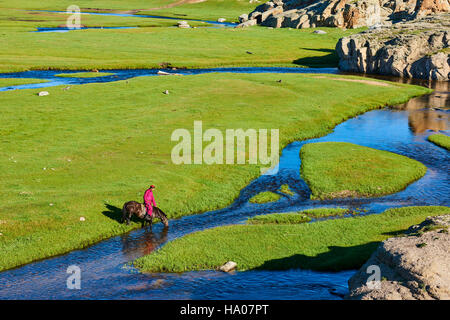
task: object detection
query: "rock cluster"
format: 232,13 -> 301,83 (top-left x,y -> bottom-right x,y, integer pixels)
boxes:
336,14 -> 450,80
238,0 -> 450,29
346,214 -> 450,300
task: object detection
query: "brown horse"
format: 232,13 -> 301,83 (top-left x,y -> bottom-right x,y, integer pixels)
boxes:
122,201 -> 169,228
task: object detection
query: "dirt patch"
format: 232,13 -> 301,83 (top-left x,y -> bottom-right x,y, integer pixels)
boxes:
313,76 -> 391,87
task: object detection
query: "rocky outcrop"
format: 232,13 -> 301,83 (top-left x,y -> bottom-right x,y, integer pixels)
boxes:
336,14 -> 450,80
346,214 -> 450,300
238,0 -> 450,29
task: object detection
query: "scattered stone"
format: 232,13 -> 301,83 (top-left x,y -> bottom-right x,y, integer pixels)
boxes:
346,214 -> 450,300
163,90 -> 170,95
217,18 -> 226,23
336,14 -> 450,80
49,203 -> 54,206
91,69 -> 99,72
0,233 -> 3,236
220,261 -> 237,272
239,14 -> 249,23
235,19 -> 257,28
38,91 -> 49,96
80,217 -> 86,222
313,30 -> 327,34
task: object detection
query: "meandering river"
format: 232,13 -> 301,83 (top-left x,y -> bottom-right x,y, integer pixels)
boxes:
0,68 -> 448,299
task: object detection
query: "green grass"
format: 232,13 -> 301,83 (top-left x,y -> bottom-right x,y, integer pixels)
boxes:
1,0 -> 260,23
300,142 -> 427,199
55,72 -> 115,78
0,78 -> 48,87
137,0 -> 260,22
249,191 -> 281,204
134,206 -> 450,272
248,213 -> 312,224
0,72 -> 430,271
279,184 -> 294,196
247,207 -> 352,224
0,8 -> 211,31
300,207 -> 352,218
428,134 -> 450,150
0,9 -> 362,73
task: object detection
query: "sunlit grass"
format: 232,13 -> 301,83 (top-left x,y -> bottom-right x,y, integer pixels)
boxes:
428,134 -> 450,150
55,72 -> 115,78
0,78 -> 48,87
0,72 -> 430,271
135,206 -> 450,272
300,142 -> 427,199
249,191 -> 281,204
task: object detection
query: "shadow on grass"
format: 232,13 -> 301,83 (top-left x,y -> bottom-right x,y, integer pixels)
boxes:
253,242 -> 379,271
102,203 -> 141,224
382,229 -> 409,237
294,48 -> 338,68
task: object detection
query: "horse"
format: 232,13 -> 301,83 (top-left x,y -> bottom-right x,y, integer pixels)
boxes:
122,201 -> 169,228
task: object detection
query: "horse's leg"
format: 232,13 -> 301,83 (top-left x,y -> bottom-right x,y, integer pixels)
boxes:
126,212 -> 133,225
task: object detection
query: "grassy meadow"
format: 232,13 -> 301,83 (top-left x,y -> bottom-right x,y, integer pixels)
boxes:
0,73 -> 430,271
134,206 -> 450,272
428,134 -> 450,150
0,7 -> 362,73
300,142 -> 427,199
249,191 -> 281,204
0,78 -> 48,87
55,72 -> 116,78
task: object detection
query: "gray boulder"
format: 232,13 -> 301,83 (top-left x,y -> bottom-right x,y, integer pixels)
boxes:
336,14 -> 450,80
346,214 -> 450,300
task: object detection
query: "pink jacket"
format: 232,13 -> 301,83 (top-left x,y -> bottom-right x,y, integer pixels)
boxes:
144,189 -> 156,208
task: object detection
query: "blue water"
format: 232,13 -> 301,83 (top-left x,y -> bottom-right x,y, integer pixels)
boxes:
34,26 -> 137,33
32,10 -> 237,29
0,68 -> 448,300
0,67 -> 338,92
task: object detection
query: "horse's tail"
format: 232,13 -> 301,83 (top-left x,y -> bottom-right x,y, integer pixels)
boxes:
155,207 -> 169,228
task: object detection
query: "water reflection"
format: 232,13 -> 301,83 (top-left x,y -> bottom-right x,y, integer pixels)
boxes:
344,73 -> 449,134
121,228 -> 169,260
